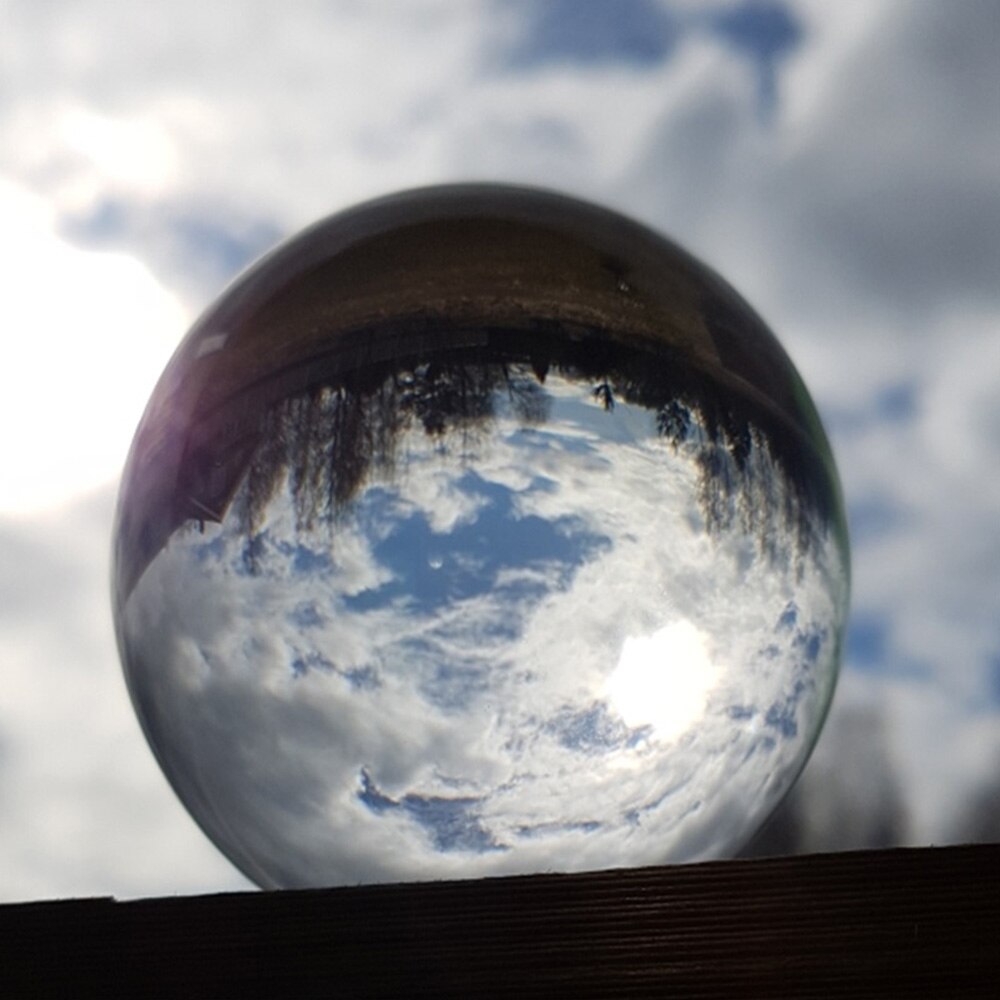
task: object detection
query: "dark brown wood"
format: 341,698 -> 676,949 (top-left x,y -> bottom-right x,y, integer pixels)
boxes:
2,845 -> 997,998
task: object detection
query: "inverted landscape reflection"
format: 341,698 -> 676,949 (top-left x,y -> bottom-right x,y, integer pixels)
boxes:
113,186 -> 849,889
120,360 -> 846,887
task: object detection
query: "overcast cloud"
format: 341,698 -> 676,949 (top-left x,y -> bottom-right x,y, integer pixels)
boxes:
0,0 -> 997,900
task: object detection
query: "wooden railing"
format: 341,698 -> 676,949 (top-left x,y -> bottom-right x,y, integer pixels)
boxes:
2,844 -> 997,998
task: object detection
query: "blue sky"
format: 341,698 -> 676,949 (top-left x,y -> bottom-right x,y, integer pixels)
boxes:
0,0 -> 997,899
502,0 -> 803,116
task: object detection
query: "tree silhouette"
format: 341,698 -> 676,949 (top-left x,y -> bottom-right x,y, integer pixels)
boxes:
231,358 -> 551,548
190,324 -> 842,575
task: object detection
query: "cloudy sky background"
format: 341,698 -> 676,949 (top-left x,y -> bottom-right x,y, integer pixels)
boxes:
1,0 -> 997,900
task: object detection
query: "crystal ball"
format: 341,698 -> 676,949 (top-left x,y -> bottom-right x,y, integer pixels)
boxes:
112,185 -> 849,889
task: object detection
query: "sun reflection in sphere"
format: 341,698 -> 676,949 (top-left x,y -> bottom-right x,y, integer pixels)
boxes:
607,621 -> 719,740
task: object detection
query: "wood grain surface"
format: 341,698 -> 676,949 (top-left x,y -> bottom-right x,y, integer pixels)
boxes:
2,844 -> 997,998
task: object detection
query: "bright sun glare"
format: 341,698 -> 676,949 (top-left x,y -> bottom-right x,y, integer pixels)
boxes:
606,620 -> 719,741
0,180 -> 185,516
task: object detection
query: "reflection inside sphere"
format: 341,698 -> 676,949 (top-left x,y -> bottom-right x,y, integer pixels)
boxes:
113,185 -> 849,889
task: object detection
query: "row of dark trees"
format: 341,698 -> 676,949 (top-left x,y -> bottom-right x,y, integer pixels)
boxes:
199,324 -> 840,570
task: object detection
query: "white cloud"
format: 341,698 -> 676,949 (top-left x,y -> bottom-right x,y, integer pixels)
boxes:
0,0 -> 997,899
0,490 -> 250,900
0,179 -> 186,515
1,0 -> 498,230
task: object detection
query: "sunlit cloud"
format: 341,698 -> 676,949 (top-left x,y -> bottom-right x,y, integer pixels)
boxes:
58,109 -> 178,196
0,180 -> 185,515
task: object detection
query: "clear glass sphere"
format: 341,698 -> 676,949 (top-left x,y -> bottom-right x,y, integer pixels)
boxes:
113,185 -> 849,889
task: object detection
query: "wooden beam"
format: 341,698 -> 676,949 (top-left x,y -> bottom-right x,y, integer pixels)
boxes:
2,845 -> 997,998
